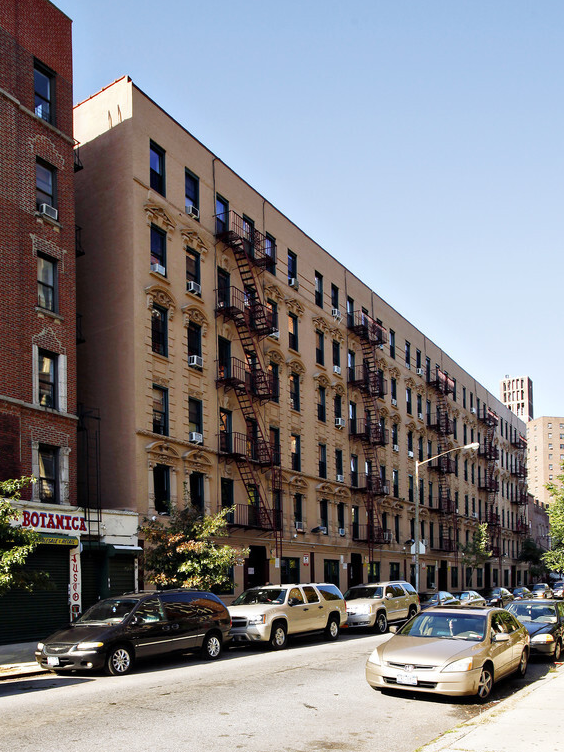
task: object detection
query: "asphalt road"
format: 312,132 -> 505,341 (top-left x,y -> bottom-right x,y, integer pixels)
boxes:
0,630 -> 551,752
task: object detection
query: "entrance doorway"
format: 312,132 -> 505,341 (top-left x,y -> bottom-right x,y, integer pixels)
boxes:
244,545 -> 268,588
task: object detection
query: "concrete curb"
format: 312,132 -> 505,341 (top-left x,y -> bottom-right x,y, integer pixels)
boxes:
0,663 -> 48,680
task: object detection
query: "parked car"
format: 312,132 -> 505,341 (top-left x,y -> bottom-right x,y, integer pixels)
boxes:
532,583 -> 554,599
513,587 -> 533,600
228,583 -> 346,649
455,590 -> 486,607
35,589 -> 231,675
344,581 -> 420,633
552,582 -> 564,599
507,599 -> 564,661
419,591 -> 460,611
483,587 -> 514,608
365,606 -> 529,700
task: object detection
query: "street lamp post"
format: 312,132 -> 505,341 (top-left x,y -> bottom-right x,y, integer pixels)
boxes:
414,442 -> 480,593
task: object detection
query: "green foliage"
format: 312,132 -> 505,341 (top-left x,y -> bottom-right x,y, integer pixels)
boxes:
543,466 -> 564,574
459,523 -> 491,586
0,477 -> 50,596
140,505 -> 249,591
519,538 -> 548,579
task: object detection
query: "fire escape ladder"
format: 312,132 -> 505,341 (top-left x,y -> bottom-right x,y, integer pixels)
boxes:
483,408 -> 500,559
431,368 -> 458,561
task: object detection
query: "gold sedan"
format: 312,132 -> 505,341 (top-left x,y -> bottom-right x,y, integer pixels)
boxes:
365,607 -> 529,701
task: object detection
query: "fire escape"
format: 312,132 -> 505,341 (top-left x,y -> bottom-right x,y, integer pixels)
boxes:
510,431 -> 528,541
428,368 -> 457,554
478,406 -> 500,557
214,211 -> 282,558
347,311 -> 390,564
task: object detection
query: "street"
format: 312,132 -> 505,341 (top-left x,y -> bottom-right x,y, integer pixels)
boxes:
0,630 -> 551,752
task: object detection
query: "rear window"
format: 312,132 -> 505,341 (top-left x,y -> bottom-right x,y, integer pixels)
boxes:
317,584 -> 343,601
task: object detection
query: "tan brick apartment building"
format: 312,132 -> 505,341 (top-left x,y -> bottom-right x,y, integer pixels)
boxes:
527,416 -> 564,508
74,76 -> 529,596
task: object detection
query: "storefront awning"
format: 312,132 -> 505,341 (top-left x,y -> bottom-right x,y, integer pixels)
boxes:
37,532 -> 79,546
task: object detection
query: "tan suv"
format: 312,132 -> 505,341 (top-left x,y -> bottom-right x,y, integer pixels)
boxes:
228,583 -> 346,649
344,581 -> 420,633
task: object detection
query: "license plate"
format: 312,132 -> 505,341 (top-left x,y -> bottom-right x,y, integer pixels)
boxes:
47,656 -> 60,667
396,671 -> 417,686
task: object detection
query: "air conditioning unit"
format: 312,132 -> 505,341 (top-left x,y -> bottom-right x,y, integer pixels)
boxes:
416,367 -> 424,376
295,520 -> 305,532
393,444 -> 399,452
151,263 -> 166,276
289,277 -> 299,289
188,355 -> 203,368
185,204 -> 200,220
333,365 -> 341,375
336,474 -> 345,483
472,512 -> 478,519
378,343 -> 384,350
318,526 -> 327,535
418,412 -> 423,420
188,432 -> 203,445
332,308 -> 342,322
39,203 -> 58,221
383,531 -> 393,542
270,330 -> 280,340
338,528 -> 346,537
187,280 -> 201,295
391,398 -> 397,407
335,417 -> 346,428
470,407 -> 477,414
408,450 -> 414,458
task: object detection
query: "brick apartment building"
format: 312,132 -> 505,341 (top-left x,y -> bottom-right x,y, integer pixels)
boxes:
73,76 -> 530,599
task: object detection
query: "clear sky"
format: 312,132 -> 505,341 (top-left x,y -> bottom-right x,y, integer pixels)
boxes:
57,0 -> 563,419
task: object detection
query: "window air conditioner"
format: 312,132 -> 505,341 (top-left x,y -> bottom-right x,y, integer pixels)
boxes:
393,444 -> 399,452
391,398 -> 397,406
332,308 -> 342,322
416,367 -> 424,376
39,203 -> 58,221
383,531 -> 393,542
185,204 -> 200,220
318,526 -> 327,535
336,474 -> 345,483
188,355 -> 203,368
187,280 -> 201,295
418,412 -> 423,420
151,263 -> 166,276
188,432 -> 203,444
289,277 -> 299,290
333,365 -> 341,375
295,520 -> 305,532
338,528 -> 346,537
378,343 -> 384,350
270,330 -> 280,340
408,450 -> 414,458
472,512 -> 478,519
335,418 -> 346,428
470,407 -> 477,414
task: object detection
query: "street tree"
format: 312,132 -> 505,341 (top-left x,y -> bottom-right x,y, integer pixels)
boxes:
140,505 -> 249,591
459,523 -> 491,586
543,466 -> 564,575
519,538 -> 548,580
0,477 -> 49,595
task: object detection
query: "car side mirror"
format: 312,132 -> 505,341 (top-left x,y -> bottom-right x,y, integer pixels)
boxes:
492,632 -> 510,642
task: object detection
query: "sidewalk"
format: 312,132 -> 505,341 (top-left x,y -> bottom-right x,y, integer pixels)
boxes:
0,641 -> 46,679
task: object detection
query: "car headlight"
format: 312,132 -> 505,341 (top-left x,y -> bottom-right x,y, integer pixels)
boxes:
76,642 -> 104,650
247,614 -> 267,625
366,649 -> 381,666
442,657 -> 473,673
531,634 -> 555,644
36,642 -> 44,651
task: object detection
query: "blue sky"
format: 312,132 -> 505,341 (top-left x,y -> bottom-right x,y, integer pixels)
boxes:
57,0 -> 563,418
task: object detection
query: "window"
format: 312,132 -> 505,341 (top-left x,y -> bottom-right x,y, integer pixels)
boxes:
150,141 -> 165,195
288,250 -> 297,284
188,322 -> 202,359
152,385 -> 168,435
408,474 -> 414,502
189,472 -> 204,513
317,386 -> 326,422
391,377 -> 397,402
408,431 -> 413,455
291,434 -> 301,471
389,330 -> 395,359
416,349 -> 422,370
406,387 -> 412,414
37,254 -> 57,312
392,423 -> 398,446
184,168 -> 199,216
270,426 -> 281,466
334,394 -> 342,420
36,159 -> 56,211
150,225 -> 167,274
337,502 -> 345,531
186,248 -> 201,290
417,393 -> 422,417
405,341 -> 411,369
346,297 -> 354,327
315,330 -> 324,365
289,372 -> 300,411
268,360 -> 279,403
215,195 -> 229,235
393,469 -> 399,498
151,304 -> 168,356
320,499 -> 328,531
221,478 -> 234,518
288,313 -> 298,351
34,60 -> 55,123
331,284 -> 339,311
294,493 -> 303,523
37,444 -> 58,503
335,449 -> 343,478
189,398 -> 203,434
153,464 -> 170,514
242,215 -> 255,256
319,444 -> 327,478
219,409 -> 232,452
38,350 -> 57,408
314,271 -> 323,307
332,340 -> 340,369
351,455 -> 358,487
265,233 -> 276,275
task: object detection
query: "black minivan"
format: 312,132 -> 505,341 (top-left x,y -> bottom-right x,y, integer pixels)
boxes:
35,589 -> 231,675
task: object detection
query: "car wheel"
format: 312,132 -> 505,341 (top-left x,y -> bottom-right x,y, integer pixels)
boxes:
476,666 -> 493,701
325,615 -> 340,641
517,649 -> 528,677
407,606 -> 417,619
374,611 -> 388,634
105,645 -> 133,676
269,622 -> 287,650
200,632 -> 222,660
553,640 -> 562,662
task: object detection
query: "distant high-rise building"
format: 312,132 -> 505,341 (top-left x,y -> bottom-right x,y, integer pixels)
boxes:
527,416 -> 564,507
500,375 -> 534,421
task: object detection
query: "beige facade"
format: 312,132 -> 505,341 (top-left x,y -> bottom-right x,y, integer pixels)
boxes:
74,76 -> 529,595
500,375 -> 534,421
527,416 -> 564,508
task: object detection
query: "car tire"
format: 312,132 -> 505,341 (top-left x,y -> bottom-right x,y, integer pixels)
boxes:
476,665 -> 493,701
269,621 -> 287,650
200,632 -> 222,660
553,640 -> 562,662
374,611 -> 388,634
105,645 -> 133,676
325,615 -> 340,641
407,606 -> 417,620
517,649 -> 528,678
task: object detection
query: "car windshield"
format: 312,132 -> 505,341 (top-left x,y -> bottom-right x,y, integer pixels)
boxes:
533,584 -> 547,591
554,583 -> 564,589
232,588 -> 286,605
344,586 -> 383,600
483,589 -> 499,597
399,612 -> 486,640
77,598 -> 139,625
421,594 -> 438,605
458,592 -> 471,600
508,604 -> 557,624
